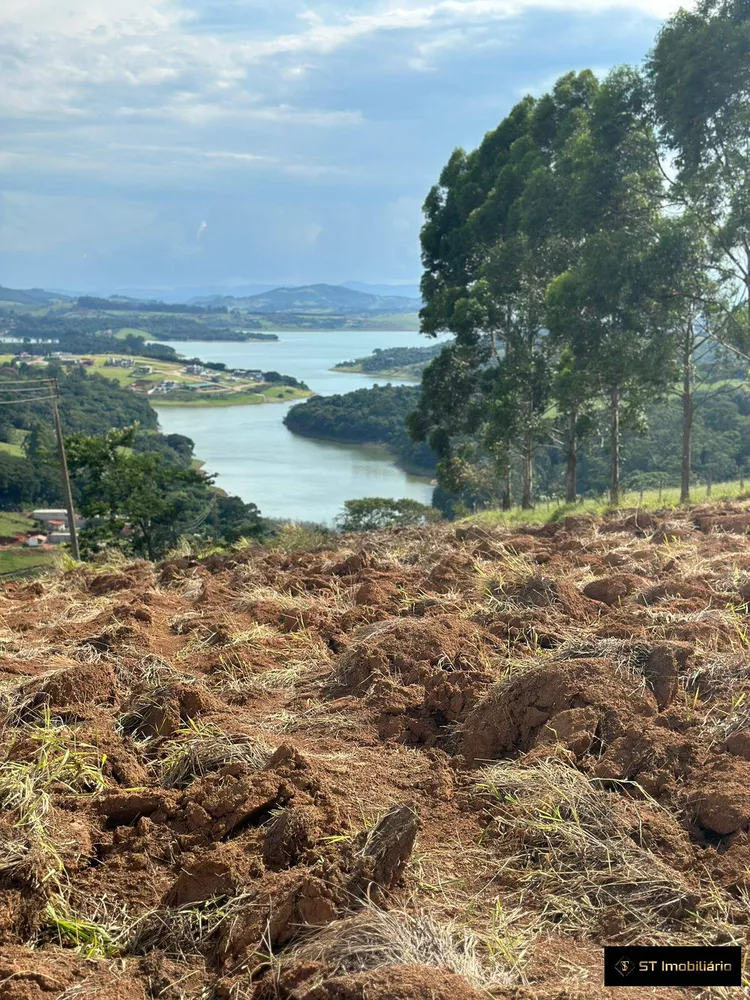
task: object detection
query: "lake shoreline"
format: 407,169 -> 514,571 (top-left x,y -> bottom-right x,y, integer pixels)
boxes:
153,331 -> 438,523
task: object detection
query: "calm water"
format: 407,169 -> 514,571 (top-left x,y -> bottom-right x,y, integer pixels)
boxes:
154,331 -> 444,524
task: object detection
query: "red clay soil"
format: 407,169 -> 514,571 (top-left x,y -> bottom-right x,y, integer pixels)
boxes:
3,502 -> 750,997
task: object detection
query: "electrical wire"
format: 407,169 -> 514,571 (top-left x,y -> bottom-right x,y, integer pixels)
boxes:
0,396 -> 57,405
0,382 -> 56,389
0,386 -> 58,394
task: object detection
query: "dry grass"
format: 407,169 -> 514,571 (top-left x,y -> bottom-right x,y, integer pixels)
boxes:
686,652 -> 750,697
0,712 -> 107,884
159,720 -> 274,788
290,905 -> 520,991
556,636 -> 651,689
476,756 -> 735,944
129,894 -> 253,960
700,692 -> 750,744
260,704 -> 359,737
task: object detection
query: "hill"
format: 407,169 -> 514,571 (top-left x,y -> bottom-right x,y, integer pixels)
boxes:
2,505 -> 750,996
343,281 -> 422,301
333,342 -> 446,378
285,383 -> 436,474
0,286 -> 71,306
194,283 -> 421,315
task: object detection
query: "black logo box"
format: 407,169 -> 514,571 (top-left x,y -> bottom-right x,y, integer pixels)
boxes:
604,947 -> 742,987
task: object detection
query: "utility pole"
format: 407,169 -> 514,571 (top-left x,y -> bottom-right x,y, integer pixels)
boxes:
0,373 -> 80,561
50,380 -> 80,561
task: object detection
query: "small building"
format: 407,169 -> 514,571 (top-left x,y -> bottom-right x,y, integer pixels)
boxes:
48,531 -> 72,545
31,509 -> 86,530
25,535 -> 46,548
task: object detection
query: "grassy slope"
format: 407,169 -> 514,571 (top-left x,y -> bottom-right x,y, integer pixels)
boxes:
28,354 -> 313,407
468,478 -> 750,527
153,385 -> 310,407
332,364 -> 421,380
0,549 -> 55,575
0,512 -> 35,535
0,511 -> 54,577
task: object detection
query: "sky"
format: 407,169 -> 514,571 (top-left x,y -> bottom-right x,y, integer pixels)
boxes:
0,0 -> 689,296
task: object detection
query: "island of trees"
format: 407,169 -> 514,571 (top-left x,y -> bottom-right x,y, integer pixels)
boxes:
333,344 -> 447,379
284,384 -> 436,476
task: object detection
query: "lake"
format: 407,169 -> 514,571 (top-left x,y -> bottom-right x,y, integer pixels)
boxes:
154,331 -> 444,525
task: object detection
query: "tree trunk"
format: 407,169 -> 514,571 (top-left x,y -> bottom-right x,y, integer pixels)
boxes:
681,334 -> 693,505
565,408 -> 578,504
502,455 -> 512,510
522,432 -> 533,509
610,389 -> 620,505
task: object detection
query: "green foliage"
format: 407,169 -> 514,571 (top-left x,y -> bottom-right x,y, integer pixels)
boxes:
334,344 -> 446,377
0,365 -> 158,511
65,427 -> 264,560
285,384 -> 436,474
2,364 -> 156,436
337,497 -> 441,532
412,42 -> 750,513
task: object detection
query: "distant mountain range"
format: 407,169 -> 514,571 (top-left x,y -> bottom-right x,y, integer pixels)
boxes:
0,286 -> 71,306
189,283 -> 421,315
343,281 -> 421,301
0,282 -> 421,314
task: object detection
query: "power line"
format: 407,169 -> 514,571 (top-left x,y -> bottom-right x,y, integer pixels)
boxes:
0,376 -> 80,561
0,396 -> 58,405
0,379 -> 56,386
0,387 -> 58,394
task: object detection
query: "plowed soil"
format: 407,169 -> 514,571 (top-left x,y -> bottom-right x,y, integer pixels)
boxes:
3,503 -> 750,998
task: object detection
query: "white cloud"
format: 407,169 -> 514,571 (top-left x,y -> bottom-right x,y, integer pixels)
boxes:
0,0 -> 690,126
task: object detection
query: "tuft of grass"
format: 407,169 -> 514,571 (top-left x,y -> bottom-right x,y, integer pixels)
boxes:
267,522 -> 333,555
701,692 -> 750,745
213,653 -> 308,695
129,894 -> 252,960
290,905 -> 520,990
0,712 -> 107,832
476,756 -> 731,943
686,652 -> 750,697
43,897 -> 123,958
159,720 -> 274,788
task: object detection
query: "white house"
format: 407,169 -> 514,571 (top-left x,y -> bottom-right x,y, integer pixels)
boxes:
31,510 -> 86,530
25,535 -> 46,548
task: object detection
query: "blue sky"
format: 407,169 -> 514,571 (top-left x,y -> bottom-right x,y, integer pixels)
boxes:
0,0 -> 687,294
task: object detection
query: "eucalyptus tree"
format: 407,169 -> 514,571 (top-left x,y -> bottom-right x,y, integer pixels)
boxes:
649,0 -> 750,346
414,74 -> 596,509
545,68 -> 675,504
645,212 -> 741,502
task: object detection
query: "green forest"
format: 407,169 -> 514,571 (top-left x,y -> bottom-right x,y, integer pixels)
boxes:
333,344 -> 447,378
285,384 -> 436,475
405,0 -> 750,511
0,366 -> 264,557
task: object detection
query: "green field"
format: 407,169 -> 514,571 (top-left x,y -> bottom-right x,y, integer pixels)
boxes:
332,364 -> 418,380
0,549 -> 55,576
0,512 -> 35,536
153,385 -> 309,407
468,478 -> 750,528
0,441 -> 24,458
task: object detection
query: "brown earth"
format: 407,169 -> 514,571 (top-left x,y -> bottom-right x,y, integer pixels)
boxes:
2,502 -> 750,997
